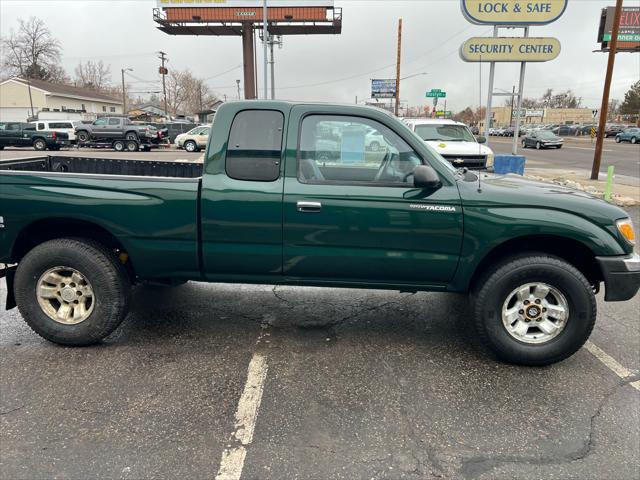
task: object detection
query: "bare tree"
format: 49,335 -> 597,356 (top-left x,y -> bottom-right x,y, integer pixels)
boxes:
74,60 -> 112,91
166,68 -> 219,117
1,17 -> 65,82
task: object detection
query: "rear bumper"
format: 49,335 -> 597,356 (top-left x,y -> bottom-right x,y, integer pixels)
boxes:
596,253 -> 640,302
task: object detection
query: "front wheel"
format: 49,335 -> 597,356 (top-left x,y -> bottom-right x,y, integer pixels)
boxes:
184,140 -> 198,153
472,254 -> 596,366
14,238 -> 131,346
76,131 -> 90,143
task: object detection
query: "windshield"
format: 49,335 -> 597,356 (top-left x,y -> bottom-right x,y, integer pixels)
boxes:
396,121 -> 458,174
414,124 -> 476,142
537,131 -> 557,139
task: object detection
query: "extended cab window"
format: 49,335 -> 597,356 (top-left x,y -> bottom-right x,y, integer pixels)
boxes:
226,110 -> 284,182
298,115 -> 422,185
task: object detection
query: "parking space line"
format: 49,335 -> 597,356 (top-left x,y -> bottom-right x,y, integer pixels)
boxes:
584,340 -> 640,392
215,352 -> 269,480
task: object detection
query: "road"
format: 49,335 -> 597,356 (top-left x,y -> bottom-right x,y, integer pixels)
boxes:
1,209 -> 638,480
489,136 -> 640,180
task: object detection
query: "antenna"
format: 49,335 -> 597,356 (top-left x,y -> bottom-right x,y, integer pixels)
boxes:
478,55 -> 483,193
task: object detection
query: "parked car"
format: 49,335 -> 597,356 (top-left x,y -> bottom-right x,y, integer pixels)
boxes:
494,127 -> 507,136
470,126 -> 480,135
615,127 -> 639,144
522,130 -> 564,149
503,127 -> 525,137
403,118 -> 494,169
0,122 -> 70,151
31,120 -> 82,143
175,125 -> 211,152
552,125 -> 579,136
580,124 -> 597,136
75,117 -> 159,143
1,101 -> 638,367
605,124 -> 626,138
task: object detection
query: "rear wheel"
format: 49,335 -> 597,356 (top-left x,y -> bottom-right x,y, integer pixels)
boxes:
126,140 -> 138,152
113,140 -> 125,152
472,254 -> 596,366
14,239 -> 131,346
184,140 -> 198,153
33,139 -> 47,151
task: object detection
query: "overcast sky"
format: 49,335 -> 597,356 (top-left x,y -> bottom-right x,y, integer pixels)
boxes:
1,0 -> 638,112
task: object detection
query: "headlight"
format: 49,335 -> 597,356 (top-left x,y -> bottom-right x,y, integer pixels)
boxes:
616,218 -> 636,245
485,153 -> 494,168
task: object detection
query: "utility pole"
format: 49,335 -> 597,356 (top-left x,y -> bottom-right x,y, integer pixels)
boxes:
394,18 -> 402,117
270,37 -> 275,100
509,85 -> 516,127
158,51 -> 168,118
591,0 -> 623,180
236,79 -> 241,99
263,0 -> 268,100
121,68 -> 132,115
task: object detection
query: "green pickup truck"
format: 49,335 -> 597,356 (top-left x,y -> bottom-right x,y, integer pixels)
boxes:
0,122 -> 71,151
0,101 -> 638,365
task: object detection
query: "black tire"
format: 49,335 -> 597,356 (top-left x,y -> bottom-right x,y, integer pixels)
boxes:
33,138 -> 47,151
14,238 -> 131,346
113,140 -> 125,152
472,254 -> 596,366
184,140 -> 198,153
125,132 -> 138,141
77,131 -> 90,143
126,140 -> 138,152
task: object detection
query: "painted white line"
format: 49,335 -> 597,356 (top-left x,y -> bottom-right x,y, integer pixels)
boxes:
215,352 -> 269,480
584,340 -> 640,392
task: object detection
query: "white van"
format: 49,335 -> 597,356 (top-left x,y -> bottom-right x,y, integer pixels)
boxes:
31,120 -> 82,143
403,118 -> 494,170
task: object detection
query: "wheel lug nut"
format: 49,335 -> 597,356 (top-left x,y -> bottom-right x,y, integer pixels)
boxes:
535,299 -> 541,304
524,300 -> 529,305
519,310 -> 524,315
542,308 -> 547,312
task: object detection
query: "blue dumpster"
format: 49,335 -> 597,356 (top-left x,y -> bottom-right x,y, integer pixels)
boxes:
493,155 -> 526,176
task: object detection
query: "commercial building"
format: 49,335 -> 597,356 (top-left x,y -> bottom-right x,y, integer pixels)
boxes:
0,77 -> 123,122
489,106 -> 594,128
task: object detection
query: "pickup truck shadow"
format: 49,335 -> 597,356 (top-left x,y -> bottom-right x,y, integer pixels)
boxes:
110,282 -> 485,359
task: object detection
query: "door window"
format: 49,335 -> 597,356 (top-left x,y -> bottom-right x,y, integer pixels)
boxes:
298,115 -> 422,185
94,118 -> 108,126
38,123 -> 45,130
226,110 -> 284,182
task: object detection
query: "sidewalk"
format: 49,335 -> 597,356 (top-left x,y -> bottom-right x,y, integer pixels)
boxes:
524,167 -> 640,206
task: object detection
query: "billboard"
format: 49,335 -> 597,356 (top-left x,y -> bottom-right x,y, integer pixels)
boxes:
460,37 -> 561,62
371,79 -> 397,99
461,0 -> 567,26
158,0 -> 334,6
598,6 -> 640,49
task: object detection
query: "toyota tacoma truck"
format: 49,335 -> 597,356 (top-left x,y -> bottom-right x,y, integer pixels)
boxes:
75,117 -> 159,143
0,101 -> 638,366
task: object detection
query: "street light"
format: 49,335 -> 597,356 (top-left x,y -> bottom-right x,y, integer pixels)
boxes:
121,68 -> 133,116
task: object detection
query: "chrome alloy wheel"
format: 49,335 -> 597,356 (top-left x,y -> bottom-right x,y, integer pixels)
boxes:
501,283 -> 569,344
36,267 -> 95,325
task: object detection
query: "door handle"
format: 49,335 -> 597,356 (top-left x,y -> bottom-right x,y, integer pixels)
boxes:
297,201 -> 322,213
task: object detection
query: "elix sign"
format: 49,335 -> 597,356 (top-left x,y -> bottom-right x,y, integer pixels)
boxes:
460,37 -> 561,62
461,0 -> 568,25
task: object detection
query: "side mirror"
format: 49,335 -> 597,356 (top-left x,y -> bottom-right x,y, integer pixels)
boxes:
414,165 -> 442,190
476,135 -> 487,144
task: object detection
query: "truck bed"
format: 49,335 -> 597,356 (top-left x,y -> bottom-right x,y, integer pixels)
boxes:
0,156 -> 202,179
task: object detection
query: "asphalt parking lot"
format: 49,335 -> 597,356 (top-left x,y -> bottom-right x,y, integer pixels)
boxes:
1,208 -> 638,479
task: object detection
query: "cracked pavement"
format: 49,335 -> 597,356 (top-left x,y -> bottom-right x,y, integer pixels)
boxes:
1,209 -> 638,480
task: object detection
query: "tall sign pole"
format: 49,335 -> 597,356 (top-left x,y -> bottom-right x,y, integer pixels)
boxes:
263,0 -> 269,100
158,51 -> 168,118
591,0 -> 624,180
395,18 -> 402,117
484,26 -> 498,137
512,26 -> 529,155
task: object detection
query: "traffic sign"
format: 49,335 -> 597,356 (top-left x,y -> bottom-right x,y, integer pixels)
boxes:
592,109 -> 599,119
426,89 -> 446,98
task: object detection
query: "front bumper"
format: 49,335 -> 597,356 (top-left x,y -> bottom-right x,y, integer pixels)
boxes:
596,253 -> 640,302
